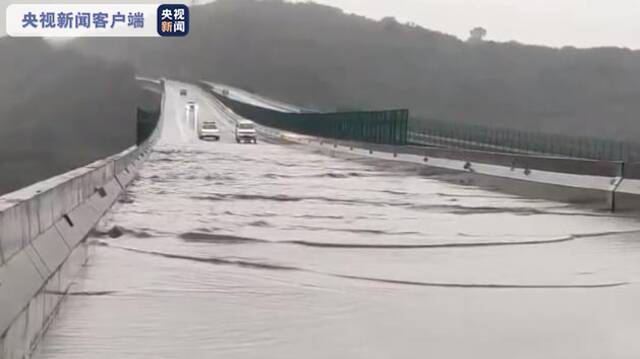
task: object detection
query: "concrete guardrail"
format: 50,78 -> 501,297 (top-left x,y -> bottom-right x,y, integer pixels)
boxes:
612,162 -> 640,212
198,81 -> 632,211
255,124 -> 638,212
0,79 -> 164,358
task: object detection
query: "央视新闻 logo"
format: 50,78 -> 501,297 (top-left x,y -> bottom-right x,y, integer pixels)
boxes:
157,4 -> 189,37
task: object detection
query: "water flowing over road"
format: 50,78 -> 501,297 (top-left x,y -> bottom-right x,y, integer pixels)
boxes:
34,82 -> 640,358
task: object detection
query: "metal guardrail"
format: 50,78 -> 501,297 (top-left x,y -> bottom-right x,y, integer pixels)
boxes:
199,79 -> 640,211
199,79 -> 638,162
409,119 -> 640,162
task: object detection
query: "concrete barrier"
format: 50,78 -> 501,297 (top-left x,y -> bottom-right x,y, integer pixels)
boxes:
611,162 -> 640,212
201,81 -> 636,212
136,76 -> 163,95
0,83 -> 163,359
254,126 -> 626,211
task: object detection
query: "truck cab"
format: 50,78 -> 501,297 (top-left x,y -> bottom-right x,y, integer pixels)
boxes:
235,120 -> 257,144
198,121 -> 220,141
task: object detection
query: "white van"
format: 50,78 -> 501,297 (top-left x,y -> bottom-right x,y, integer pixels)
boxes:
235,120 -> 257,144
198,121 -> 220,141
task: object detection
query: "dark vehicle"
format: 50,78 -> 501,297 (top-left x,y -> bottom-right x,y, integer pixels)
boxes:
180,88 -> 188,96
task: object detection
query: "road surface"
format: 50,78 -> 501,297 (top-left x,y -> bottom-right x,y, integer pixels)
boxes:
34,81 -> 640,359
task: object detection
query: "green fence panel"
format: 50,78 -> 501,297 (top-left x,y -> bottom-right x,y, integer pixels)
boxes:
136,107 -> 160,145
410,118 -> 640,162
212,93 -> 408,145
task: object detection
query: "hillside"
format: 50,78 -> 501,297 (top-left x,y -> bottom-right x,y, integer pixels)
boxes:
73,0 -> 640,141
0,38 -> 143,195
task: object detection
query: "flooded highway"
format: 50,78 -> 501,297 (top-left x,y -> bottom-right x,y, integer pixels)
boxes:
34,82 -> 640,358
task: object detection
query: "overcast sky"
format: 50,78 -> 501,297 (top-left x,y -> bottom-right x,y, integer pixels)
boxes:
2,0 -> 639,49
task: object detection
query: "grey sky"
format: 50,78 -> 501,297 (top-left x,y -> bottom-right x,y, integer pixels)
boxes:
291,0 -> 640,49
2,0 -> 639,49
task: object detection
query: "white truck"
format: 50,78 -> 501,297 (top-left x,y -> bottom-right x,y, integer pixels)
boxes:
198,121 -> 220,141
235,120 -> 257,144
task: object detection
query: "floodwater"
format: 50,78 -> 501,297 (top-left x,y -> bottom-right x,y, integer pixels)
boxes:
34,82 -> 640,359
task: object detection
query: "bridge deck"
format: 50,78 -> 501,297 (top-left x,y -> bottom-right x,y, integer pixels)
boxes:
33,81 -> 640,359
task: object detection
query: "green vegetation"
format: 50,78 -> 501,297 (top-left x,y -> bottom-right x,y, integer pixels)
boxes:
0,38 -> 143,195
75,0 -> 640,144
